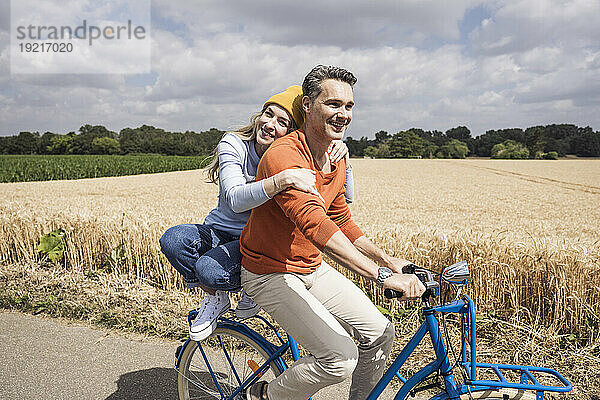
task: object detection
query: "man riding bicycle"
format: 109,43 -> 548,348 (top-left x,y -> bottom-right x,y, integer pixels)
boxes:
240,65 -> 426,400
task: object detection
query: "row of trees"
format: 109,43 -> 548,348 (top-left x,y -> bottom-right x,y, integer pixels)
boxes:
2,123 -> 599,159
345,125 -> 600,159
0,125 -> 224,156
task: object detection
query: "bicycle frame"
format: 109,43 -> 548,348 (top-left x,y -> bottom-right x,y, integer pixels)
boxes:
177,296 -> 571,400
366,295 -> 571,400
366,301 -> 460,400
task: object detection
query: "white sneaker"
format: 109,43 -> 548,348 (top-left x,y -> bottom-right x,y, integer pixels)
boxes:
190,291 -> 230,341
235,291 -> 261,319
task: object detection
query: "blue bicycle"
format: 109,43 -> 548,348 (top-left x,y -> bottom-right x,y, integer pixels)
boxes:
174,261 -> 572,399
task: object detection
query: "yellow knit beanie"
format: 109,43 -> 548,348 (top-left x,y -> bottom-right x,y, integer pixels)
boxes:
263,85 -> 305,128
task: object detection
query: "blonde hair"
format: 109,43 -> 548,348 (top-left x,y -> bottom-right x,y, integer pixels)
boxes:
205,106 -> 298,184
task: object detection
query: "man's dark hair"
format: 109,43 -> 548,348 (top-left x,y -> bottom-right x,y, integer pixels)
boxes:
302,65 -> 357,102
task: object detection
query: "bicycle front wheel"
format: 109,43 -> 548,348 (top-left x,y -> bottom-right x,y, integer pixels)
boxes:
177,327 -> 283,400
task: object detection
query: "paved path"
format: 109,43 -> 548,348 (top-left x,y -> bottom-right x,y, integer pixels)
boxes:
0,311 -> 399,399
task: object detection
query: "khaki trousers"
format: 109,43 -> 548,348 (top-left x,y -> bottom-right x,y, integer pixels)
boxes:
241,261 -> 394,400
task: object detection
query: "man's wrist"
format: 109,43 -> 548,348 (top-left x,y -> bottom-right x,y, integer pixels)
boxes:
376,267 -> 393,288
380,254 -> 394,269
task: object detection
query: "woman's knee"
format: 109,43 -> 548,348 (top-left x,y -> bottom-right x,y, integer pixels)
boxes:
159,224 -> 195,257
194,245 -> 242,291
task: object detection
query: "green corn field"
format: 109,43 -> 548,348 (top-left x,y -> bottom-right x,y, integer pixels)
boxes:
0,155 -> 212,183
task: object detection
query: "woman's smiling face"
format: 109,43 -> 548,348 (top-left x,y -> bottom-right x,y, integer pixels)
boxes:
254,104 -> 292,147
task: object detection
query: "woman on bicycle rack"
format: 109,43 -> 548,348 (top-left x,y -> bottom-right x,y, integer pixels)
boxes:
160,85 -> 354,341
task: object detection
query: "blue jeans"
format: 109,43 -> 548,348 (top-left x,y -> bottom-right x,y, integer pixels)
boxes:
159,224 -> 242,291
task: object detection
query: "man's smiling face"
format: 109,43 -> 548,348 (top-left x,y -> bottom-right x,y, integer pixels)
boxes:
303,79 -> 354,141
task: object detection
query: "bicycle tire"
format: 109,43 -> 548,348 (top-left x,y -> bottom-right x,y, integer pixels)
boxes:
177,327 -> 283,400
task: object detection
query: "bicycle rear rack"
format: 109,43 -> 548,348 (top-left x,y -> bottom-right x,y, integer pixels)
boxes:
455,296 -> 572,399
463,362 -> 571,398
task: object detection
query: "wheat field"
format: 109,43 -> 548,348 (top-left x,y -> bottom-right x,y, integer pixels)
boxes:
1,159 -> 599,332
1,159 -> 599,395
0,159 -> 600,399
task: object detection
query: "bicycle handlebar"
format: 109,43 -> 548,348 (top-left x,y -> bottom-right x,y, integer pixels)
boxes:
383,288 -> 404,299
383,264 -> 441,300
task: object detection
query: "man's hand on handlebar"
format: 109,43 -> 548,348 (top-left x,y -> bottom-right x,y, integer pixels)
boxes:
386,257 -> 414,274
383,273 -> 426,301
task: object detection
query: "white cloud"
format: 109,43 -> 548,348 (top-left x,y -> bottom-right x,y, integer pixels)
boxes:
477,90 -> 506,106
153,0 -> 478,48
0,0 -> 598,137
470,0 -> 600,55
515,67 -> 600,105
516,47 -> 562,74
0,30 -> 9,76
156,100 -> 182,115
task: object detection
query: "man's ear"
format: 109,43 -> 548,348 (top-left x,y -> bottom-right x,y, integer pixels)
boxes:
302,95 -> 311,114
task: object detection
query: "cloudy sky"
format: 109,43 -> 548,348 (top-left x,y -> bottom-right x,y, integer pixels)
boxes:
1,0 -> 599,138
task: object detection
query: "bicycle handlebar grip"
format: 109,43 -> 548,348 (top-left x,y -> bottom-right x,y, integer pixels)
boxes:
384,288 -> 404,299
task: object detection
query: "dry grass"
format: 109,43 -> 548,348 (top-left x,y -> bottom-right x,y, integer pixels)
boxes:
1,159 -> 599,397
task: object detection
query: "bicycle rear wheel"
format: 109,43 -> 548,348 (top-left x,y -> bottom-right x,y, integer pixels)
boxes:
177,327 -> 283,400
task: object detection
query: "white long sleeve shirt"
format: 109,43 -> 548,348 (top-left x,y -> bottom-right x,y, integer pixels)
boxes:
204,133 -> 354,236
